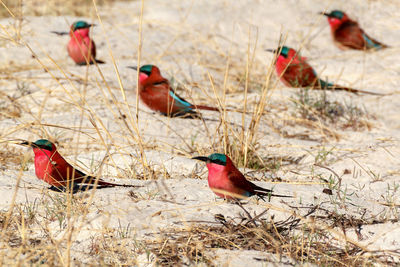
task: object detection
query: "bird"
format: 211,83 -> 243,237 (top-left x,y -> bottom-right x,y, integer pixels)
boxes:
52,21 -> 104,65
266,46 -> 383,95
193,153 -> 291,200
20,139 -> 139,193
128,65 -> 219,118
321,10 -> 388,51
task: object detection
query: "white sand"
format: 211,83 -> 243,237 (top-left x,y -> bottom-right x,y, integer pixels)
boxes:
0,0 -> 399,265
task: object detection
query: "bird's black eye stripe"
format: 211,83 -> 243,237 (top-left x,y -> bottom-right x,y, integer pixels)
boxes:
142,70 -> 151,76
34,144 -> 52,151
211,159 -> 226,166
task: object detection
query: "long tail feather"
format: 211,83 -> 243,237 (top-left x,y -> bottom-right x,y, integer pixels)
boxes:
190,104 -> 220,111
326,85 -> 385,96
76,59 -> 106,66
363,33 -> 389,50
255,191 -> 293,198
49,184 -> 134,194
256,191 -> 293,198
79,175 -> 142,188
94,180 -> 141,188
253,185 -> 292,198
319,79 -> 385,95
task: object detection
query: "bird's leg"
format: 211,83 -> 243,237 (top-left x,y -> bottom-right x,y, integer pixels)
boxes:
235,200 -> 259,227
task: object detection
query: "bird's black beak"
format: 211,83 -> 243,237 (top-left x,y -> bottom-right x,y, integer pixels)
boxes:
19,141 -> 32,147
127,66 -> 137,70
192,156 -> 210,163
265,48 -> 277,54
320,12 -> 330,17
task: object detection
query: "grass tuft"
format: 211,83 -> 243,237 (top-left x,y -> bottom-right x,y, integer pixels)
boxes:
145,205 -> 400,266
291,89 -> 373,131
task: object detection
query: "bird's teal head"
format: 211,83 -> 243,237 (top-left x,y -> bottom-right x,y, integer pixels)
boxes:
139,65 -> 154,76
20,139 -> 55,151
127,64 -> 154,75
278,46 -> 290,58
208,153 -> 227,165
71,21 -> 93,31
322,10 -> 345,19
127,64 -> 159,84
266,46 -> 290,58
193,153 -> 227,166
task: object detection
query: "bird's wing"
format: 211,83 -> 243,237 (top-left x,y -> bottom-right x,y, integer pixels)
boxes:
60,161 -> 89,183
227,170 -> 276,199
362,32 -> 387,49
335,21 -> 366,50
90,39 -> 96,59
62,163 -> 109,185
73,168 -> 91,181
168,89 -> 192,108
227,169 -> 255,194
284,62 -> 319,88
144,81 -> 197,116
252,184 -> 273,194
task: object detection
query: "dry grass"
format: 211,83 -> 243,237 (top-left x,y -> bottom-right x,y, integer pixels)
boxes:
0,149 -> 23,166
0,0 -> 131,18
291,89 -> 374,132
145,205 -> 399,266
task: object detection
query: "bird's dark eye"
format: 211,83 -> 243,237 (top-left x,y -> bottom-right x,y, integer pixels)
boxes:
212,159 -> 226,166
36,144 -> 53,151
142,70 -> 151,76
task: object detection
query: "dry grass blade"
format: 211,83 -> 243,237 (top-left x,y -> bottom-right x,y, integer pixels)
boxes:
145,205 -> 400,266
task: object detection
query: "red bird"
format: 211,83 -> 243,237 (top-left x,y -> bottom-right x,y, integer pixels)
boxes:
321,10 -> 388,50
52,21 -> 104,65
129,65 -> 219,118
267,46 -> 382,95
193,153 -> 291,200
21,139 -> 139,193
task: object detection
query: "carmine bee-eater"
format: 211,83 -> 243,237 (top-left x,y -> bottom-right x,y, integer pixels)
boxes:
193,153 -> 291,200
266,46 -> 382,95
52,20 -> 104,65
321,10 -> 388,51
21,139 -> 139,193
128,65 -> 219,118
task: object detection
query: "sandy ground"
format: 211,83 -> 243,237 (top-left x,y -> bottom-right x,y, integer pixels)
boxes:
0,0 -> 400,265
